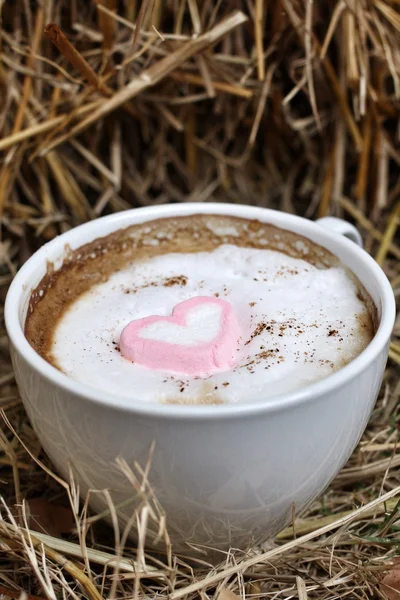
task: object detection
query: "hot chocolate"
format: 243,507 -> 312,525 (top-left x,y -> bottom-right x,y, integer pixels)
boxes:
25,215 -> 376,405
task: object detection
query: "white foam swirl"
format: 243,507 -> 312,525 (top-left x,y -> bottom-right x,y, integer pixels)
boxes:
51,245 -> 373,405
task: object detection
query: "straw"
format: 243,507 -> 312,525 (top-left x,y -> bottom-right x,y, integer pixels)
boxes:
1,1 -> 399,598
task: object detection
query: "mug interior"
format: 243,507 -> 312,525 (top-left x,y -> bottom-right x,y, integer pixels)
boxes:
5,204 -> 395,417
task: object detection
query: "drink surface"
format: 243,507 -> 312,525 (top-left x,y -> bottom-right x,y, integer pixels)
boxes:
25,215 -> 375,405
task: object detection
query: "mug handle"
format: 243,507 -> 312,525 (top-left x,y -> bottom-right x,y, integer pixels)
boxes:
316,216 -> 363,248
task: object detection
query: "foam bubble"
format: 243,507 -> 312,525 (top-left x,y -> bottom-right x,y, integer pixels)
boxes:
51,245 -> 373,405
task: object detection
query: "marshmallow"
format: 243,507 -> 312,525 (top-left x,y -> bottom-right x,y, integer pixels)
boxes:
119,297 -> 241,376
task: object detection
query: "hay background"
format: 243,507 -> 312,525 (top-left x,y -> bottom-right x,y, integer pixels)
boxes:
0,1 -> 399,598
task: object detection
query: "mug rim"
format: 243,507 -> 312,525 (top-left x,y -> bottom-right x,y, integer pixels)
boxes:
5,203 -> 396,420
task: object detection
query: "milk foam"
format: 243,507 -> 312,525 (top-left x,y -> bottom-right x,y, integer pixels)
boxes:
51,245 -> 373,405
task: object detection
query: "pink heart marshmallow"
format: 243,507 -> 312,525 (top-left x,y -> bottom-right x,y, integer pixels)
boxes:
119,296 -> 241,376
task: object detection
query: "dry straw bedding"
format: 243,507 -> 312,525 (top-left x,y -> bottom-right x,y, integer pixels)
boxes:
0,0 -> 399,599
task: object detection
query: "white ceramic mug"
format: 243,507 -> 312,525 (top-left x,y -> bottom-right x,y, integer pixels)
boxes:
5,204 -> 395,554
